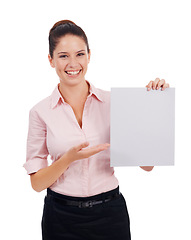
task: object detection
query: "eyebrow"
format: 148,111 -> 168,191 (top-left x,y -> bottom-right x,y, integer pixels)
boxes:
58,50 -> 86,55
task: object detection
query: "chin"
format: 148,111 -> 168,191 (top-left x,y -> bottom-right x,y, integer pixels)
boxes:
59,77 -> 85,86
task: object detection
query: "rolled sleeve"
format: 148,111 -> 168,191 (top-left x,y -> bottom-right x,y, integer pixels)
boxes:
23,107 -> 49,175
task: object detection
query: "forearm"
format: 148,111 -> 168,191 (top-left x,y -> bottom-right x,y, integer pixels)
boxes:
29,142 -> 109,192
30,154 -> 73,192
139,166 -> 154,171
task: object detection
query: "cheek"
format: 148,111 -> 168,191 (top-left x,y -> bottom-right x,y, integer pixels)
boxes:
54,65 -> 65,79
81,59 -> 89,69
55,62 -> 66,72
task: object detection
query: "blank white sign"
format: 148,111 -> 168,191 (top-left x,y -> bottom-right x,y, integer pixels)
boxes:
110,88 -> 175,166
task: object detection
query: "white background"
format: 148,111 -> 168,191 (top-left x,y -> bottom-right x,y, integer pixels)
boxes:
1,0 -> 191,239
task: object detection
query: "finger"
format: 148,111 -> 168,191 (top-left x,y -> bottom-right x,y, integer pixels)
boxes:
146,81 -> 153,91
156,79 -> 165,89
79,143 -> 110,158
74,142 -> 89,151
161,83 -> 170,91
153,78 -> 160,90
82,143 -> 110,153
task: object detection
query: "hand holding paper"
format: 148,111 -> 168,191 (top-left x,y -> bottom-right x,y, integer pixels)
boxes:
146,77 -> 170,91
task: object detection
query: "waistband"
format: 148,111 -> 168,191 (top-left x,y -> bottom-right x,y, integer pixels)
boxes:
47,186 -> 120,202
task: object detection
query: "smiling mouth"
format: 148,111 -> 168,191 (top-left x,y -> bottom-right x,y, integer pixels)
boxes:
65,70 -> 82,75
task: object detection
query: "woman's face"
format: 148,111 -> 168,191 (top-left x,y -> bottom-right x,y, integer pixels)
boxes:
48,34 -> 90,87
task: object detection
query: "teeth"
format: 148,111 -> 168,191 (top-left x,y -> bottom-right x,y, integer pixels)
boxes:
66,70 -> 80,75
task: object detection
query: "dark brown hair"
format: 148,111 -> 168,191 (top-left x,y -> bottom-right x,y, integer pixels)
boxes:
49,20 -> 90,58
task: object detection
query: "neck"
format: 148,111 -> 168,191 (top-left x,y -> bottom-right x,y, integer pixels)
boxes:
58,80 -> 90,104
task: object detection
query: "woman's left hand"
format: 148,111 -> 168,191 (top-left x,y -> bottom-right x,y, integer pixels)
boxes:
146,78 -> 170,91
140,77 -> 170,172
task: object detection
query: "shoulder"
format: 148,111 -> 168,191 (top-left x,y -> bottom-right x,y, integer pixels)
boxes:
29,85 -> 58,115
30,95 -> 52,115
91,83 -> 110,103
96,87 -> 110,96
99,88 -> 110,103
28,95 -> 53,125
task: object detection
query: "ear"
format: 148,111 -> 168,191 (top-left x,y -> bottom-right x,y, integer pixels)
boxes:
88,49 -> 91,63
48,54 -> 55,68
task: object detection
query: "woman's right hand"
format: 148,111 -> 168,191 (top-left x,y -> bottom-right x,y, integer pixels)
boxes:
65,142 -> 110,162
30,142 -> 110,192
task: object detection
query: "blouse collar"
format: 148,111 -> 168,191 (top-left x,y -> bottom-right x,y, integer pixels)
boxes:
51,80 -> 104,109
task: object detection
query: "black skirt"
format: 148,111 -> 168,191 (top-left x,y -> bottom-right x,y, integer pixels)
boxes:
42,186 -> 131,240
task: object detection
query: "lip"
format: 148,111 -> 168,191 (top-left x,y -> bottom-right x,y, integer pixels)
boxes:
65,69 -> 82,77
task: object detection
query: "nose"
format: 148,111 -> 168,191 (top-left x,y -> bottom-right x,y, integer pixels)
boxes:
68,56 -> 79,69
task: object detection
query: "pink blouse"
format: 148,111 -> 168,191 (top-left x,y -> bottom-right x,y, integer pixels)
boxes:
24,81 -> 119,197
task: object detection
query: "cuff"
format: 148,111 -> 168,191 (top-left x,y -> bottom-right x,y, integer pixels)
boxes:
23,158 -> 48,175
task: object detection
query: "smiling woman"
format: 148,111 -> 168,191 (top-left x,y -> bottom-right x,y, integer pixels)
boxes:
47,21 -> 91,107
48,34 -> 90,88
24,19 -> 170,240
24,20 -> 131,240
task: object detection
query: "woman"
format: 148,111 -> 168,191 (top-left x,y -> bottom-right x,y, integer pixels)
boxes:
24,20 -> 169,240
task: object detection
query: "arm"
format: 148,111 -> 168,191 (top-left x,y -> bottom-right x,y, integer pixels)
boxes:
30,154 -> 71,192
30,142 -> 110,192
139,78 -> 170,172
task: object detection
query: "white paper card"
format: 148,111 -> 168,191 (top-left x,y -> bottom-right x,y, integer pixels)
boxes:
110,88 -> 175,166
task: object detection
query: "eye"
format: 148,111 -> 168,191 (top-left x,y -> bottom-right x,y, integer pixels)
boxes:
59,54 -> 68,58
77,53 -> 85,57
